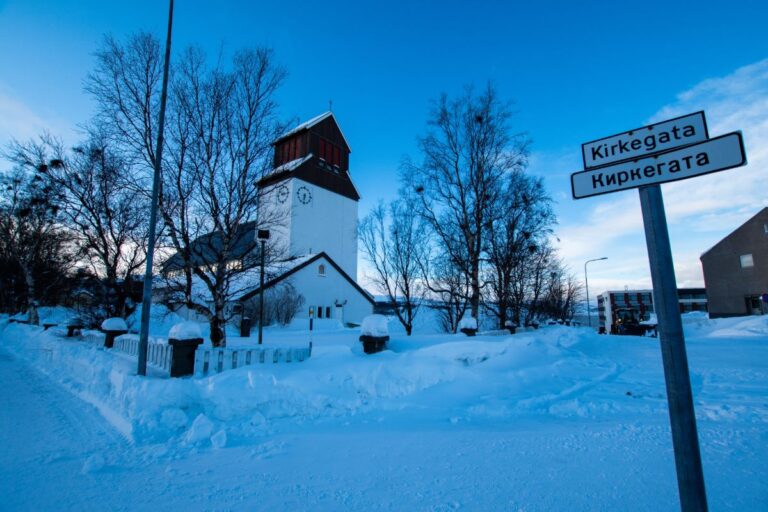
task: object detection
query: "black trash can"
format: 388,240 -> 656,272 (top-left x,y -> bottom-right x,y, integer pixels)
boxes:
169,337 -> 203,377
103,329 -> 128,348
359,335 -> 389,354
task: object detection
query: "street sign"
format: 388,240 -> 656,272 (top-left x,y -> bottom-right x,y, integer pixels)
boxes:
581,111 -> 708,169
571,132 -> 746,199
570,110 -> 750,512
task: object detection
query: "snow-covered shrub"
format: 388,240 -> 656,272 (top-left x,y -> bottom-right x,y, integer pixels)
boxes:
242,283 -> 305,327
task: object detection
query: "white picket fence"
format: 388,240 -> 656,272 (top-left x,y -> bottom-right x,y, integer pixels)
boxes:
194,343 -> 312,376
114,335 -> 173,373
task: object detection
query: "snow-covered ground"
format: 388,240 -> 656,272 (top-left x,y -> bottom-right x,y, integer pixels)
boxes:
0,312 -> 766,511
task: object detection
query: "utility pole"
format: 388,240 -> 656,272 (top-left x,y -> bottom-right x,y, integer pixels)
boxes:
584,257 -> 607,329
137,0 -> 174,376
257,229 -> 270,345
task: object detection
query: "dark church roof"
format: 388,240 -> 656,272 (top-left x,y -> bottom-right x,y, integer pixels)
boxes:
161,221 -> 257,273
273,112 -> 351,151
258,112 -> 360,201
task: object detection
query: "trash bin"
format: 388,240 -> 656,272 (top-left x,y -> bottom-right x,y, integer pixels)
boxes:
359,335 -> 389,354
101,318 -> 128,348
168,337 -> 203,377
240,316 -> 251,337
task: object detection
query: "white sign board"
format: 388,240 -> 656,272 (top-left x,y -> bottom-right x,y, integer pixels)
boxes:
571,132 -> 746,199
581,111 -> 708,169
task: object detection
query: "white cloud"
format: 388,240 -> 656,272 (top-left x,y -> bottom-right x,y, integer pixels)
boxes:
0,83 -> 76,159
548,59 -> 768,292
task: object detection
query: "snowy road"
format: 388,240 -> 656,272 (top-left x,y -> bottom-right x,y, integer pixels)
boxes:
1,316 -> 767,511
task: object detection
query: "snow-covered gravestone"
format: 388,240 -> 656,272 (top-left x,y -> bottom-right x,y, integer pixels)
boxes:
459,315 -> 478,337
359,314 -> 389,354
504,320 -> 517,335
100,317 -> 128,348
168,321 -> 204,378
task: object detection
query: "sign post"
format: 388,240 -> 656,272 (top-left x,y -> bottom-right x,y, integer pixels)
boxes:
638,184 -> 707,512
572,111 -> 748,512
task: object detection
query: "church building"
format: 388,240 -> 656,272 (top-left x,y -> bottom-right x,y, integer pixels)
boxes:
160,112 -> 373,327
247,112 -> 374,324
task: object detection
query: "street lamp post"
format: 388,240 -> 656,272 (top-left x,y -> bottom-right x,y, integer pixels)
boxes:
584,257 -> 608,329
257,229 -> 270,345
137,0 -> 174,376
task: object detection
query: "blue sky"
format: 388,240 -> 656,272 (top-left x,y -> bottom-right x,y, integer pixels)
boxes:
1,0 -> 767,292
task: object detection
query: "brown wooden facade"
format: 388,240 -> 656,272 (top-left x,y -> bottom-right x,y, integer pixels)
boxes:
263,112 -> 359,201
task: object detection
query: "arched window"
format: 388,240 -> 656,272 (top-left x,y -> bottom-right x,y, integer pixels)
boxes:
318,264 -> 326,276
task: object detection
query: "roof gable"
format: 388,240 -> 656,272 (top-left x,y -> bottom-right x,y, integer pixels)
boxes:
274,112 -> 351,151
700,207 -> 768,259
238,252 -> 374,304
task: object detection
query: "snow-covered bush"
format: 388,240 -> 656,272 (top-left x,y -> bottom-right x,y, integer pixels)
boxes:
361,315 -> 389,337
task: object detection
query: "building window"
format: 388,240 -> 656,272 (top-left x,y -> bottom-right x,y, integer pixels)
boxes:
317,306 -> 323,319
740,254 -> 754,268
226,259 -> 242,271
326,306 -> 331,318
318,138 -> 341,168
318,264 -> 326,276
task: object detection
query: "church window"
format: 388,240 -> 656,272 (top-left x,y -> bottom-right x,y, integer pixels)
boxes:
318,264 -> 326,276
317,306 -> 323,318
326,306 -> 331,318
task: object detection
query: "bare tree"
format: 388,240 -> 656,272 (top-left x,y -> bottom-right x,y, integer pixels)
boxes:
422,253 -> 470,333
540,262 -> 584,323
483,171 -> 555,328
0,168 -> 69,324
360,199 -> 427,335
86,33 -> 288,347
403,83 -> 529,321
7,133 -> 148,318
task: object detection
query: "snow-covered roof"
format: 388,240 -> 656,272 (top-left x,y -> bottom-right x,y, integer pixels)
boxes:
274,111 -> 352,151
273,153 -> 313,174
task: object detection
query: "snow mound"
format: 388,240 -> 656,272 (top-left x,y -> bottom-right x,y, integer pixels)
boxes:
169,321 -> 203,340
361,315 -> 389,337
101,317 -> 128,331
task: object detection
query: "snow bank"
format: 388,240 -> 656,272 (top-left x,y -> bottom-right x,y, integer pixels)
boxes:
361,315 -> 388,337
168,321 -> 203,340
101,318 -> 128,331
2,313 -> 765,455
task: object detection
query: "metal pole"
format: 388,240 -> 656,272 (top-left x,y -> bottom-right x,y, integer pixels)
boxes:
584,257 -> 607,329
585,262 -> 591,327
258,239 -> 265,345
138,0 -> 174,376
638,184 -> 707,512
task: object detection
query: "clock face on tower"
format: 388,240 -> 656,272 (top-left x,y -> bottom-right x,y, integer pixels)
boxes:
296,185 -> 312,205
276,185 -> 289,204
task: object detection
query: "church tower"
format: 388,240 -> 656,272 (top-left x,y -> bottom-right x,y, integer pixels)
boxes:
258,112 -> 359,279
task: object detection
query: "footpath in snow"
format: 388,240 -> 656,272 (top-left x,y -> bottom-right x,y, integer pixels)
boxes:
0,312 -> 766,511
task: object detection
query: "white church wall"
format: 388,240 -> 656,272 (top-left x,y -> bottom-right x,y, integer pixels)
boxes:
258,181 -> 293,260
286,256 -> 372,325
288,179 -> 358,280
